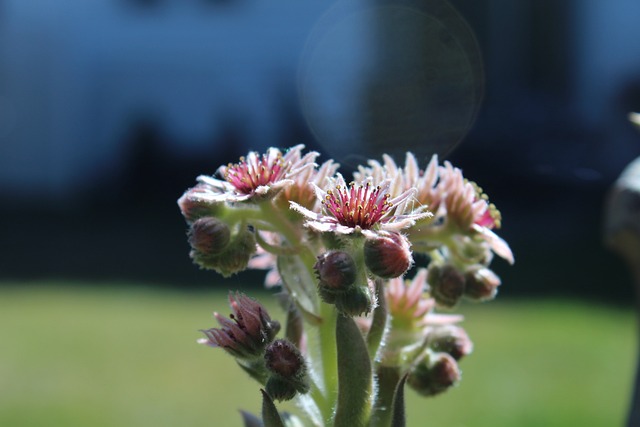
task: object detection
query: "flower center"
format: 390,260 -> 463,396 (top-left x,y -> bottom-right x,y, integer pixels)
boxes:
225,154 -> 285,195
322,182 -> 393,229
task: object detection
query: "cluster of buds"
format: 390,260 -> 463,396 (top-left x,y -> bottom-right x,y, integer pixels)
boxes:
178,145 -> 513,426
187,217 -> 257,277
427,263 -> 502,308
314,250 -> 373,316
407,351 -> 461,397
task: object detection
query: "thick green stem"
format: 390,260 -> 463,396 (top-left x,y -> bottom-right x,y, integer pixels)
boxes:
318,301 -> 338,424
370,366 -> 402,427
367,278 -> 388,360
334,314 -> 373,427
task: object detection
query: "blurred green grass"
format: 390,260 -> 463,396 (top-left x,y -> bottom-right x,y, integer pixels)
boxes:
0,284 -> 636,427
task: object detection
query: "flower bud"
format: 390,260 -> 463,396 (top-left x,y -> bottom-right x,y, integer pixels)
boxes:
190,226 -> 256,277
407,352 -> 461,397
364,233 -> 413,279
199,293 -> 281,360
427,264 -> 465,308
178,184 -> 222,222
188,217 -> 231,256
264,339 -> 309,401
427,325 -> 473,360
464,267 -> 501,302
314,251 -> 357,291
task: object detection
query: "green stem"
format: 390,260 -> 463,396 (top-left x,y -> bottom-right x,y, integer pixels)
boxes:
258,202 -> 316,266
334,314 -> 373,427
367,278 -> 388,360
255,231 -> 301,256
318,301 -> 338,424
369,366 -> 402,427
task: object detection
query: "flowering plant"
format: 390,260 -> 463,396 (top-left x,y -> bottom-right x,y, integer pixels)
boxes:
178,145 -> 513,427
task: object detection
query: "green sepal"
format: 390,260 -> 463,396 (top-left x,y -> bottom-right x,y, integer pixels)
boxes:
237,358 -> 269,385
261,389 -> 286,427
390,374 -> 408,427
334,314 -> 373,427
240,410 -> 264,427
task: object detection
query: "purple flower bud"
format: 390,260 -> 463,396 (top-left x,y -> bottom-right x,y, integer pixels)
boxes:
427,325 -> 473,360
188,217 -> 231,256
314,251 -> 357,290
464,267 -> 501,301
407,352 -> 461,397
199,293 -> 280,360
364,232 -> 413,279
427,264 -> 466,308
264,339 -> 309,401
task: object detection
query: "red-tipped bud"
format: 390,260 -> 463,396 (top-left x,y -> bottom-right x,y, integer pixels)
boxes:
427,325 -> 473,360
264,339 -> 309,401
314,251 -> 357,291
464,267 -> 501,301
407,352 -> 461,397
427,264 -> 466,308
188,217 -> 231,256
364,233 -> 413,279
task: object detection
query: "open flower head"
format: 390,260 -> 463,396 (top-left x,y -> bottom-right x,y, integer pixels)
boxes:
357,153 -> 513,264
277,158 -> 340,211
290,174 -> 431,238
193,145 -> 318,203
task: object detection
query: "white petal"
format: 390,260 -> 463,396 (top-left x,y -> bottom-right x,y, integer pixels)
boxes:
424,313 -> 464,325
472,224 -> 515,264
197,175 -> 228,189
404,152 -> 419,183
289,201 -> 321,220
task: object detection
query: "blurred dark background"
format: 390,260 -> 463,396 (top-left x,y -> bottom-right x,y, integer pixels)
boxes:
2,0 -> 640,301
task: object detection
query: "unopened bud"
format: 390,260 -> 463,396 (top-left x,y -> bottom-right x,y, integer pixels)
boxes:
427,265 -> 465,308
264,339 -> 309,401
427,326 -> 473,360
190,226 -> 256,277
364,233 -> 413,279
178,185 -> 221,222
407,352 -> 461,397
464,267 -> 501,301
188,217 -> 231,255
199,293 -> 280,360
314,251 -> 357,291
